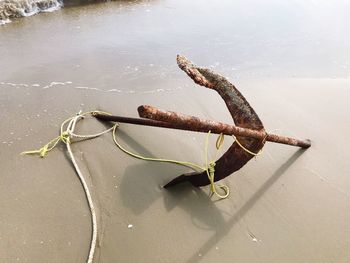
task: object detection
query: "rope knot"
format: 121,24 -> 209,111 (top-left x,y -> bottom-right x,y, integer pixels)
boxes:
208,161 -> 216,177
60,131 -> 70,144
38,144 -> 49,158
206,161 -> 229,199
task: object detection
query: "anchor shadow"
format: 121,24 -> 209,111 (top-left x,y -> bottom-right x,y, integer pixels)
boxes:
116,128 -> 306,255
121,162 -> 228,230
118,128 -> 228,230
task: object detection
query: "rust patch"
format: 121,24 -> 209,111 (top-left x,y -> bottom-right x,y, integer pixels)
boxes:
164,55 -> 266,187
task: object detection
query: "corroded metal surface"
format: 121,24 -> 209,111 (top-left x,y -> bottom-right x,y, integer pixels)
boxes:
164,55 -> 267,187
94,109 -> 311,148
137,105 -> 311,148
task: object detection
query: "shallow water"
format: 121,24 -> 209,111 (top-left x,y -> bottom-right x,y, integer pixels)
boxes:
1,0 -> 350,81
1,1 -> 350,263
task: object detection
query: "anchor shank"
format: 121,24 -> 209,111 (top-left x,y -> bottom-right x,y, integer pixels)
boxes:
138,105 -> 311,148
93,108 -> 310,148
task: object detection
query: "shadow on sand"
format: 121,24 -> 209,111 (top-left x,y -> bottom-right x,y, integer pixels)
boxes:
116,127 -> 306,261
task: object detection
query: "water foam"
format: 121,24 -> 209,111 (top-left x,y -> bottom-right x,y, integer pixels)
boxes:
0,0 -> 62,25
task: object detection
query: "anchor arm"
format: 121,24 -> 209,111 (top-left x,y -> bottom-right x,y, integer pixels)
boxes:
164,56 -> 267,188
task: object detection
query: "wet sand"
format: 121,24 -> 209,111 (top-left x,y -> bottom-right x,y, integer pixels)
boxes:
1,1 -> 350,262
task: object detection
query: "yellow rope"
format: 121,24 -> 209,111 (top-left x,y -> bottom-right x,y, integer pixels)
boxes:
232,134 -> 263,156
204,131 -> 230,199
111,124 -> 205,172
112,125 -> 230,199
21,110 -> 112,157
21,132 -> 70,157
22,110 -> 263,201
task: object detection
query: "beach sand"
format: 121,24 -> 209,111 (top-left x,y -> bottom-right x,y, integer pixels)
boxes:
1,1 -> 350,262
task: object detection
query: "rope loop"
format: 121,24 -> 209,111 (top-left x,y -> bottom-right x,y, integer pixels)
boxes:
232,134 -> 266,157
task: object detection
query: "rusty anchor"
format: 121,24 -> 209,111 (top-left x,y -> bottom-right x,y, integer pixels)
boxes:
94,55 -> 311,188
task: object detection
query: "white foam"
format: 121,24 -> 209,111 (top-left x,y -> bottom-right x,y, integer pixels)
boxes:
0,18 -> 11,25
0,0 -> 62,26
42,81 -> 72,89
